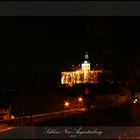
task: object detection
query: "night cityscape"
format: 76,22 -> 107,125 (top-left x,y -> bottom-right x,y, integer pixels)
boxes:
0,17 -> 140,139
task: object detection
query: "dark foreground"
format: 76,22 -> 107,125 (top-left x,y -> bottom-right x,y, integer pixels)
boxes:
0,103 -> 140,139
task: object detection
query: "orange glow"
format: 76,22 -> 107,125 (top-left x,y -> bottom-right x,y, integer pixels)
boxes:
64,101 -> 69,107
68,83 -> 73,87
11,115 -> 15,119
78,97 -> 83,102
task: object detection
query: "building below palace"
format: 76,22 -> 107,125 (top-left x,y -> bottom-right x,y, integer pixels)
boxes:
61,52 -> 110,86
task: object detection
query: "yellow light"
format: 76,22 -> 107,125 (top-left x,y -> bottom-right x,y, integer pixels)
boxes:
133,99 -> 138,104
64,101 -> 69,107
11,115 -> 15,119
78,97 -> 83,102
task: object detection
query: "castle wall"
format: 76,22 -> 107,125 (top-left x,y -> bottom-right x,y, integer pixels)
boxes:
61,70 -> 102,85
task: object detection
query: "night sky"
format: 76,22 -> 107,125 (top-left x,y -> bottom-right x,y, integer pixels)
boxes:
1,17 -> 140,90
0,16 -> 140,112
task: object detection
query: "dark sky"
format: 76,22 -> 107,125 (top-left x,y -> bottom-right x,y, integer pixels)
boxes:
15,17 -> 140,66
1,17 -> 140,89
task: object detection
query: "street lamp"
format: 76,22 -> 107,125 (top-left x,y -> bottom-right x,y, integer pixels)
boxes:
64,101 -> 69,107
133,98 -> 138,104
78,97 -> 83,102
11,115 -> 15,119
78,97 -> 83,108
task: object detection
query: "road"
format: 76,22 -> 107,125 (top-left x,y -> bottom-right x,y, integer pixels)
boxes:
0,102 -> 140,139
0,108 -> 86,139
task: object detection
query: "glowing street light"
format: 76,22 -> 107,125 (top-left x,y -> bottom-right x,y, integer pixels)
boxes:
78,97 -> 83,108
133,98 -> 138,104
78,97 -> 83,102
64,101 -> 69,107
11,115 -> 15,119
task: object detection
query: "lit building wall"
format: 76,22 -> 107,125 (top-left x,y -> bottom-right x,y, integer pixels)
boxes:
61,70 -> 102,85
81,62 -> 90,71
61,52 -> 103,86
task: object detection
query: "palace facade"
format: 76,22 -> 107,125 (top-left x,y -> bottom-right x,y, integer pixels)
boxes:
61,52 -> 103,86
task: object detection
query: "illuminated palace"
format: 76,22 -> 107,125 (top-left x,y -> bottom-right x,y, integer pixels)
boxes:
61,52 -> 103,86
